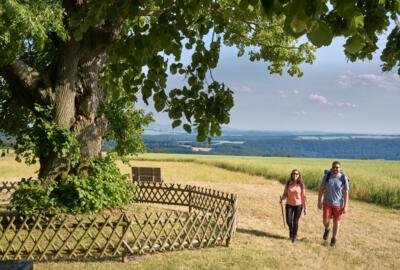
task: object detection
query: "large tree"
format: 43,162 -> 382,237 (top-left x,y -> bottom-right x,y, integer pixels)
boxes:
0,0 -> 398,184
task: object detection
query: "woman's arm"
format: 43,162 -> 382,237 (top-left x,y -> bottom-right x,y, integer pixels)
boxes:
280,185 -> 288,203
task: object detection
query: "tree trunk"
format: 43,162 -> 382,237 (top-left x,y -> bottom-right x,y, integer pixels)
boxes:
73,53 -> 108,178
39,45 -> 108,183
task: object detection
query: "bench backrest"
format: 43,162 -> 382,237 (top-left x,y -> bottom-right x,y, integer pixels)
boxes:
132,167 -> 162,182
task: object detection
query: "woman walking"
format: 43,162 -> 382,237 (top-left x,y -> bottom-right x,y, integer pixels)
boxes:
280,169 -> 307,242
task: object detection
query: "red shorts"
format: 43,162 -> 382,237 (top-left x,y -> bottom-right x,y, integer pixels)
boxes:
323,205 -> 344,221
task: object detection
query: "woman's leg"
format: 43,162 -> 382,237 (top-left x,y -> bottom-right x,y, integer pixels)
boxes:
292,205 -> 303,239
285,204 -> 294,238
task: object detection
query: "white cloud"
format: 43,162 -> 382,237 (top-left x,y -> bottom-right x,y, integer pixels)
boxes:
293,111 -> 307,115
277,89 -> 301,98
308,94 -> 328,104
308,94 -> 356,108
336,102 -> 356,108
337,73 -> 353,88
336,113 -> 345,118
337,72 -> 400,92
233,85 -> 254,94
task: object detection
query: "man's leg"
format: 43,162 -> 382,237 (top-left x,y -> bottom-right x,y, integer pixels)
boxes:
330,206 -> 342,247
332,219 -> 340,238
322,218 -> 331,240
323,218 -> 330,229
322,205 -> 331,240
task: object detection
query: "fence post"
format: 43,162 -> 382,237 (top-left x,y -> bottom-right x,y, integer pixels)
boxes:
121,214 -> 129,263
188,186 -> 193,213
226,194 -> 238,246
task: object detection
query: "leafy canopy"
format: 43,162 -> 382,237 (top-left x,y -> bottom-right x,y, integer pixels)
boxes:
261,0 -> 399,70
0,0 -> 398,150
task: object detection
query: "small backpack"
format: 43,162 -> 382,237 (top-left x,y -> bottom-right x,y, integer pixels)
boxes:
324,169 -> 349,187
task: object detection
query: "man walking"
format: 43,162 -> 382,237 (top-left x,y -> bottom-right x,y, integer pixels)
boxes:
317,161 -> 349,247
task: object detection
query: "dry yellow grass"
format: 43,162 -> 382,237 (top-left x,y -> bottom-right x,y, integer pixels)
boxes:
1,156 -> 398,269
0,152 -> 38,181
38,160 -> 400,270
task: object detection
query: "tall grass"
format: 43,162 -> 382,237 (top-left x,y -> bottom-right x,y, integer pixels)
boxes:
132,153 -> 400,208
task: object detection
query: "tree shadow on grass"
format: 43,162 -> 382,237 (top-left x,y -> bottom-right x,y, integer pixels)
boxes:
237,228 -> 287,240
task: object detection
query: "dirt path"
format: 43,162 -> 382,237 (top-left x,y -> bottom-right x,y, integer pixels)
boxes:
181,179 -> 400,270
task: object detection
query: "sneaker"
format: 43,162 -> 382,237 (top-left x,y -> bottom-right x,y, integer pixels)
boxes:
330,237 -> 336,247
323,228 -> 331,240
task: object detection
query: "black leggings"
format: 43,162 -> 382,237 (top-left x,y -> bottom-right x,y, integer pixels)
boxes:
285,204 -> 303,238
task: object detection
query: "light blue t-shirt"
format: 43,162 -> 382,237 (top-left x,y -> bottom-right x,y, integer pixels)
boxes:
322,173 -> 349,206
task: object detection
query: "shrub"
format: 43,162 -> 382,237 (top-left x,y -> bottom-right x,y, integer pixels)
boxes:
12,156 -> 135,215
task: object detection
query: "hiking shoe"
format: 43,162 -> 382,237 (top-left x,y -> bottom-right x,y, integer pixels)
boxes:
291,236 -> 297,243
330,237 -> 336,247
323,228 -> 331,240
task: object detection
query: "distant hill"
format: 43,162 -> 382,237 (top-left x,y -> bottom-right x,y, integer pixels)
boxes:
141,126 -> 400,160
4,127 -> 400,160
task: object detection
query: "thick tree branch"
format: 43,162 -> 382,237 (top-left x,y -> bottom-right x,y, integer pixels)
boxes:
1,60 -> 40,91
0,60 -> 52,108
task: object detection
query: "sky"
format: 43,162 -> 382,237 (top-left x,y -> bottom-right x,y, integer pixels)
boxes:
139,31 -> 400,135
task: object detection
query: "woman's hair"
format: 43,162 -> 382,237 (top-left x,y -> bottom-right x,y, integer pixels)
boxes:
286,169 -> 303,186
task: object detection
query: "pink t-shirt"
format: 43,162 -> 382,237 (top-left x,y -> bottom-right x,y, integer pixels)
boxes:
285,183 -> 305,206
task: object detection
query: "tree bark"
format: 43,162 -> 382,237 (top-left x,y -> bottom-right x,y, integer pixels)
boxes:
38,42 -> 109,183
73,52 -> 108,177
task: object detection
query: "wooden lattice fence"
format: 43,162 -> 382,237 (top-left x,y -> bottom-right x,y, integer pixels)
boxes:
0,181 -> 19,203
0,181 -> 238,261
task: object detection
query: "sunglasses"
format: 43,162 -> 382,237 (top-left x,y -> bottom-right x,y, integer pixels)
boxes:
292,172 -> 299,175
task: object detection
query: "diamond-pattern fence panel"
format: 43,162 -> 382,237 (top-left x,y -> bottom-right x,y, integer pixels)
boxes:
0,181 -> 19,203
0,180 -> 238,261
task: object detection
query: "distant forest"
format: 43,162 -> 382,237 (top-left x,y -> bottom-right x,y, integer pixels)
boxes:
139,135 -> 400,160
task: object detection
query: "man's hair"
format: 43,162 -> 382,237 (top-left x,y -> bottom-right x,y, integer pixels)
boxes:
332,161 -> 341,167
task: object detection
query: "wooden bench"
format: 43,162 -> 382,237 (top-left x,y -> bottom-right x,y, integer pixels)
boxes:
131,167 -> 162,183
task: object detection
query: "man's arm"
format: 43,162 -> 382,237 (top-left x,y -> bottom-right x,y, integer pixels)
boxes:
342,190 -> 349,213
317,185 -> 325,209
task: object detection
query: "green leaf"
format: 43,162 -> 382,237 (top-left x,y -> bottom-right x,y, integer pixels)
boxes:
172,119 -> 182,128
307,21 -> 333,47
345,35 -> 365,54
153,91 -> 167,112
290,18 -> 307,33
350,12 -> 364,30
283,16 -> 305,38
183,124 -> 192,133
154,99 -> 165,112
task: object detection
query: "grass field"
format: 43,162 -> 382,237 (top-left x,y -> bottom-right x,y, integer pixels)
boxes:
1,153 -> 399,269
39,159 -> 399,270
130,153 -> 400,208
